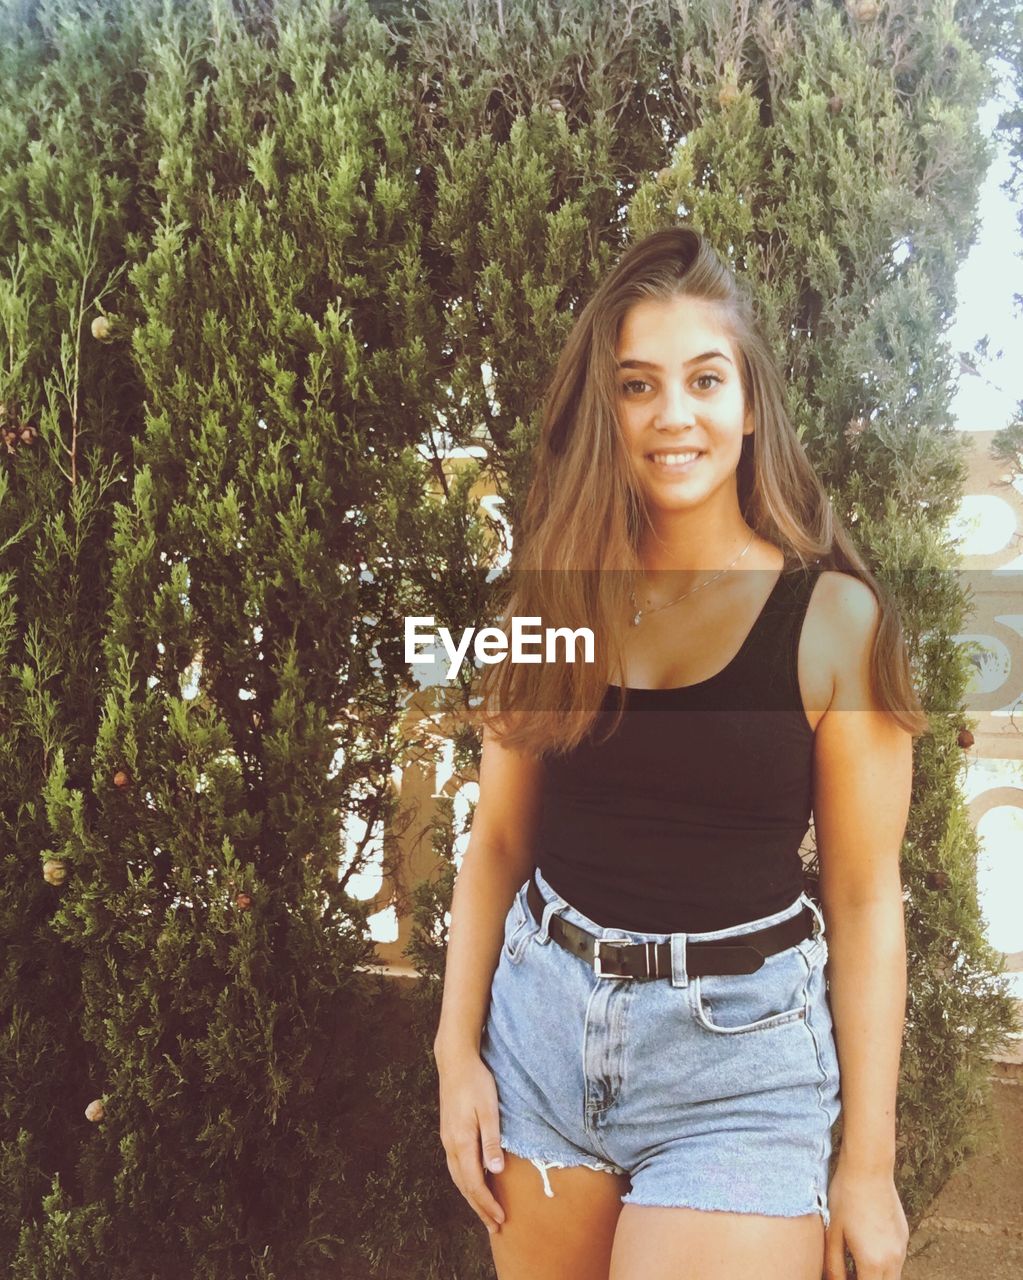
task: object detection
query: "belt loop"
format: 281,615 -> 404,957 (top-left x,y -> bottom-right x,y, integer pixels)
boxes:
670,932 -> 688,987
538,899 -> 561,944
531,868 -> 568,945
800,890 -> 826,940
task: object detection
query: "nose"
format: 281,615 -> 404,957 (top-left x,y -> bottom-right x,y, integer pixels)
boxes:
653,381 -> 699,430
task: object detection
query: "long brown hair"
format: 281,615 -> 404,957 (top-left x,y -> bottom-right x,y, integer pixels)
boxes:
474,227 -> 930,756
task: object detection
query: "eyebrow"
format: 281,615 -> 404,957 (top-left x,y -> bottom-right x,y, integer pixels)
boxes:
616,350 -> 733,370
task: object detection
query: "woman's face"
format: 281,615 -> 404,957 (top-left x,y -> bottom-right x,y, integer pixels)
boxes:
614,295 -> 753,517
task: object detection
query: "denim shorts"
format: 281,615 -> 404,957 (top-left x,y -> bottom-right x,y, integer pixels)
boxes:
479,865 -> 842,1225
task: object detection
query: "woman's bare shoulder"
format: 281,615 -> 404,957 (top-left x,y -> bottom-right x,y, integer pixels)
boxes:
815,570 -> 879,623
813,571 -> 882,706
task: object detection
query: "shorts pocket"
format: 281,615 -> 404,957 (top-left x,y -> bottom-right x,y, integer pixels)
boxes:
502,882 -> 538,966
688,944 -> 811,1036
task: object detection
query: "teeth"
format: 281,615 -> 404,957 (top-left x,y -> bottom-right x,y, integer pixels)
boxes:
651,451 -> 700,465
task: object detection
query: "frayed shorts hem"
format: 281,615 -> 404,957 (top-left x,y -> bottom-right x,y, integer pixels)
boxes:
497,1137 -> 629,1198
497,1138 -> 830,1228
620,1192 -> 831,1229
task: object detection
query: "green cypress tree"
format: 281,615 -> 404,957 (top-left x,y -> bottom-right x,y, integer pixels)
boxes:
0,0 -> 151,1270
3,0 -> 474,1274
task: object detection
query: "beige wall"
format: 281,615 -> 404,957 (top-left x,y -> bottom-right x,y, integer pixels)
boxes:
952,431 -> 1023,984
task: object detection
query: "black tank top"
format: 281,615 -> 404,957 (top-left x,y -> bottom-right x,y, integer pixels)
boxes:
534,564 -> 823,932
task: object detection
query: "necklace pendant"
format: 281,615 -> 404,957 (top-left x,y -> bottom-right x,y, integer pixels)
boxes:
631,609 -> 643,626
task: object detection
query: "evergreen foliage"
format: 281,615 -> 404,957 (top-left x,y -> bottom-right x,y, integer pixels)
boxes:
0,0 -> 1020,1276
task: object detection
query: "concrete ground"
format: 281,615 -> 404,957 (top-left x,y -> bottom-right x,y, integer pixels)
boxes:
904,1038 -> 1023,1280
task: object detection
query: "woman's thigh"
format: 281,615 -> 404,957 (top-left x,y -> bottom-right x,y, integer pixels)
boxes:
609,1204 -> 824,1280
488,1152 -> 630,1280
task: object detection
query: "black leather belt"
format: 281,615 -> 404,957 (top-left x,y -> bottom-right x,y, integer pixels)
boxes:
525,877 -> 815,980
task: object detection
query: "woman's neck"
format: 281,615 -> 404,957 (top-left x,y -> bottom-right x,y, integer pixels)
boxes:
638,522 -> 758,576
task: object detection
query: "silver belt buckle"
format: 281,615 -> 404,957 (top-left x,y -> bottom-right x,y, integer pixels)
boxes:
593,938 -> 636,980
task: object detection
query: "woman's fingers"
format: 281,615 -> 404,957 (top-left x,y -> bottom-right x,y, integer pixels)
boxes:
448,1138 -> 506,1232
437,1055 -> 509,1234
478,1112 -> 508,1226
481,1139 -> 505,1176
822,1227 -> 850,1280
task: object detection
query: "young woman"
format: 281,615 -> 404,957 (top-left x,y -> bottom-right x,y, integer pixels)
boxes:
433,227 -> 927,1280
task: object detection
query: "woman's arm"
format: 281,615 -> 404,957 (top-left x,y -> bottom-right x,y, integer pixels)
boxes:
811,572 -> 913,1278
432,725 -> 544,1235
433,724 -> 543,1061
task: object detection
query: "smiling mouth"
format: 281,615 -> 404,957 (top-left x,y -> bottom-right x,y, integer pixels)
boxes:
646,449 -> 704,468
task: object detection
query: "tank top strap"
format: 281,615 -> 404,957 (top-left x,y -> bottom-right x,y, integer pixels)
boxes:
737,562 -> 823,712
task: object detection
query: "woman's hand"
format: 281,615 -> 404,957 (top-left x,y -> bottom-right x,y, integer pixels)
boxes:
823,1163 -> 910,1279
435,1044 -> 508,1236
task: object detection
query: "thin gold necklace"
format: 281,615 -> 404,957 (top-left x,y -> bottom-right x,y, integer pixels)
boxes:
629,530 -> 756,626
